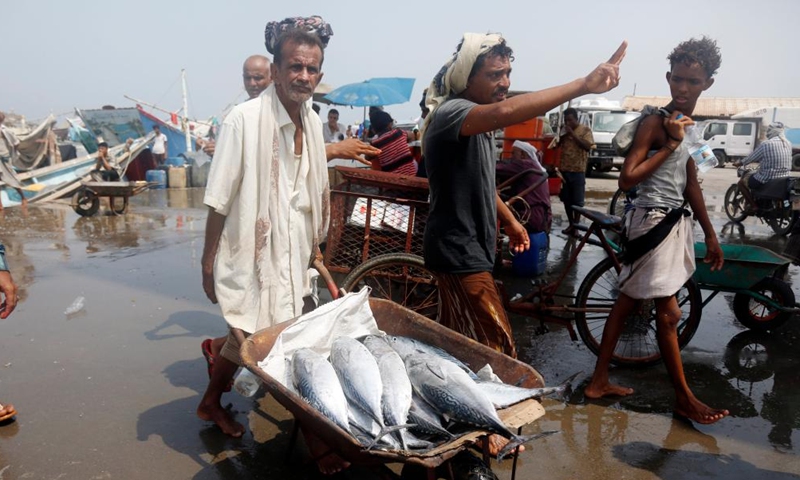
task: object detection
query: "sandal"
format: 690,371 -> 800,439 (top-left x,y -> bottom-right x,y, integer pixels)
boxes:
0,403 -> 17,423
201,339 -> 232,393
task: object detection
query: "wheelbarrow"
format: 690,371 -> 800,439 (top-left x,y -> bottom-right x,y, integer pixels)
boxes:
237,261 -> 546,479
694,242 -> 800,331
72,180 -> 150,217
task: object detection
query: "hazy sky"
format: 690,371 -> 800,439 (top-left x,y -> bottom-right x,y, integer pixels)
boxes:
4,0 -> 798,127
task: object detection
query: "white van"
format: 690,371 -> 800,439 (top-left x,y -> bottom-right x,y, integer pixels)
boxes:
699,119 -> 758,167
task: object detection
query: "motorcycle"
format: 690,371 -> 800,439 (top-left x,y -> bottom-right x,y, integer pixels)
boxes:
723,165 -> 797,236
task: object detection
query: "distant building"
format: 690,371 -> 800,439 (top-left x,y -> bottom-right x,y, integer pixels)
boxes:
621,96 -> 800,120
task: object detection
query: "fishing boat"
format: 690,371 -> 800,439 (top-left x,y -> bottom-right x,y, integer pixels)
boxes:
0,133 -> 154,208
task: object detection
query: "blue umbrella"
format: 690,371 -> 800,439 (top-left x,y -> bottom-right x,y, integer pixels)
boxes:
368,78 -> 415,102
324,80 -> 409,107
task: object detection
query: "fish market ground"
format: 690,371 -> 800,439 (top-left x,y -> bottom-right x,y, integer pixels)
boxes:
0,169 -> 798,479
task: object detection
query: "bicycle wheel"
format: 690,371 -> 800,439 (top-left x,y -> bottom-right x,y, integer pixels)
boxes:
574,257 -> 703,367
724,184 -> 749,222
608,188 -> 626,218
343,253 -> 439,321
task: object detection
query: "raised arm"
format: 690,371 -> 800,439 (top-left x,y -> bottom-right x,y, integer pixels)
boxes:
461,41 -> 627,136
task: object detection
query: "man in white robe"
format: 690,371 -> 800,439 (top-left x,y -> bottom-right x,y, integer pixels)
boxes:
196,27 -> 330,439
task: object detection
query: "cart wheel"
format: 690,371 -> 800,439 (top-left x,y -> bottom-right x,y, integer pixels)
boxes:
723,330 -> 775,383
343,253 -> 439,321
73,189 -> 100,217
766,200 -> 795,236
724,184 -> 749,222
733,277 -> 795,331
574,257 -> 702,367
110,196 -> 128,215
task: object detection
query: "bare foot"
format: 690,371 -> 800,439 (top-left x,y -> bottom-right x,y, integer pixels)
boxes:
197,403 -> 245,437
304,431 -> 350,475
675,398 -> 729,425
584,381 -> 634,399
485,434 -> 525,458
0,403 -> 17,423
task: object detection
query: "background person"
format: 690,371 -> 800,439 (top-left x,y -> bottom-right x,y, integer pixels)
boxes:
737,121 -> 793,211
150,125 -> 168,166
557,107 -> 594,234
584,37 -> 728,425
496,140 -> 552,234
322,108 -> 346,143
368,110 -> 417,175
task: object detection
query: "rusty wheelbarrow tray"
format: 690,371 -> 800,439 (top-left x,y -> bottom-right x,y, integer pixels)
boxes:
239,297 -> 546,472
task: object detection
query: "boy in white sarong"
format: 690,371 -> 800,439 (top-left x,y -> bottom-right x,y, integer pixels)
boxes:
585,37 -> 728,425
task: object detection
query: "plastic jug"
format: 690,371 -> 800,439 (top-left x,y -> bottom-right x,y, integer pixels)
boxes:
511,231 -> 549,277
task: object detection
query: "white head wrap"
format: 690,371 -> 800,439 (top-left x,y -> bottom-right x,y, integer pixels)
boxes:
422,33 -> 504,134
512,140 -> 539,160
767,122 -> 787,140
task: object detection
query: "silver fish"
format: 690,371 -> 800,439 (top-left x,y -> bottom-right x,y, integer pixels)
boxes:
385,335 -> 479,380
362,335 -> 414,449
405,352 -> 557,460
347,399 -> 402,450
291,348 -> 350,435
330,336 -> 385,428
408,392 -> 454,440
476,372 -> 581,408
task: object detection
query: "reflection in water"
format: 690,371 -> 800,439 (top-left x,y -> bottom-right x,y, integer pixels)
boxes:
724,329 -> 800,452
72,215 -> 142,253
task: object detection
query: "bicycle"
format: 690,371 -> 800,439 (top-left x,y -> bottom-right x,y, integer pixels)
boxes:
344,205 -> 703,367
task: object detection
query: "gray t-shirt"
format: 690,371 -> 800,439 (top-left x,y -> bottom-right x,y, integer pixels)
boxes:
635,142 -> 689,209
423,98 -> 497,273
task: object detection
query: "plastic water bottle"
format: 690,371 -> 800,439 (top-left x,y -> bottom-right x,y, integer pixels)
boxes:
233,368 -> 261,397
684,124 -> 718,173
64,296 -> 85,315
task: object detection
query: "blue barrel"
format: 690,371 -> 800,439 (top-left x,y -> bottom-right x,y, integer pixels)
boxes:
511,231 -> 549,277
146,169 -> 167,189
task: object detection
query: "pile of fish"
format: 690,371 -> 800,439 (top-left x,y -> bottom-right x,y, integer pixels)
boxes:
291,334 -> 576,460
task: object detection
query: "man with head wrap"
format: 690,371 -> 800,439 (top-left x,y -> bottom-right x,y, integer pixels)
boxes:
422,33 -> 624,457
197,16 -> 332,439
423,33 -> 625,356
737,121 -> 793,211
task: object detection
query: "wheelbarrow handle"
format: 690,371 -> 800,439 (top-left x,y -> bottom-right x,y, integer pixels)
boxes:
313,258 -> 346,300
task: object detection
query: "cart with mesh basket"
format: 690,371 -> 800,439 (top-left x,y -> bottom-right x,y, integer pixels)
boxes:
325,166 -> 439,318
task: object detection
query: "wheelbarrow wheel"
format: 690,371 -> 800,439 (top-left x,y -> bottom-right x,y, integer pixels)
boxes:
733,277 -> 795,331
73,189 -> 100,217
724,184 -> 749,222
574,257 -> 702,367
342,253 -> 439,321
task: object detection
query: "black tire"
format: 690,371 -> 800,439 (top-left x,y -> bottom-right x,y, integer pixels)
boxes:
343,253 -> 439,321
792,154 -> 800,172
766,201 -> 795,236
73,189 -> 100,217
732,277 -> 795,331
574,257 -> 703,367
724,184 -> 749,222
608,188 -> 626,217
723,330 -> 775,383
713,149 -> 727,167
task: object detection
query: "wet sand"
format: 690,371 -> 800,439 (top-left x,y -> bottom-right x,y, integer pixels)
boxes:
0,170 -> 798,479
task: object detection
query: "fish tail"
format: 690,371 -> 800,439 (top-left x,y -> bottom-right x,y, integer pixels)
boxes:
497,430 -> 560,461
365,423 -> 415,450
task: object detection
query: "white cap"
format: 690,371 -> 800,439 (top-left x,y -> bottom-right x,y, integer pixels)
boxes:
512,140 -> 539,160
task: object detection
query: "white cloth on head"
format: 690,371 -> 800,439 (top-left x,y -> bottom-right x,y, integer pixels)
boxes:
204,84 -> 329,332
422,33 -> 504,136
512,140 -> 542,167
